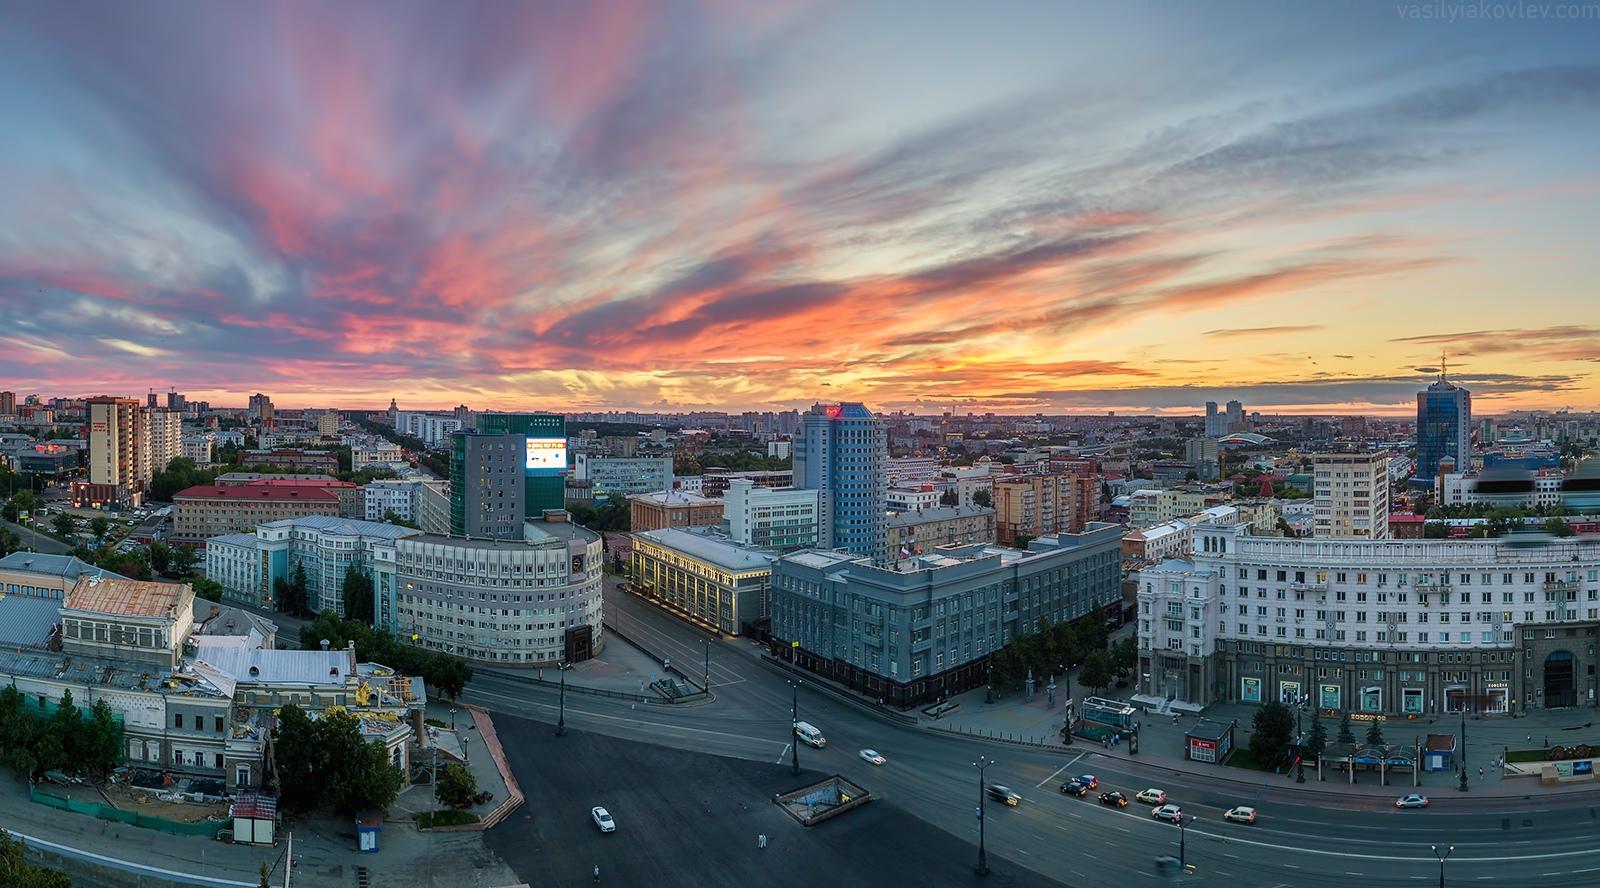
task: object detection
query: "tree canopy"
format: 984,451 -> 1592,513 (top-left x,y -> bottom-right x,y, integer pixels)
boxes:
0,829 -> 71,888
300,612 -> 472,700
272,704 -> 404,817
1248,702 -> 1294,771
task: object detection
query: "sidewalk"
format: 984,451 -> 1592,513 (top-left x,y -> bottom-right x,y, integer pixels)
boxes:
926,672 -> 1600,798
391,700 -> 518,828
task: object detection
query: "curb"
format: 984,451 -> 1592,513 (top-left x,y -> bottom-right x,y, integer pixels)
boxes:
437,703 -> 522,832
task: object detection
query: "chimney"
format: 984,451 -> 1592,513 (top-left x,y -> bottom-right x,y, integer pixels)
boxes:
320,639 -> 330,651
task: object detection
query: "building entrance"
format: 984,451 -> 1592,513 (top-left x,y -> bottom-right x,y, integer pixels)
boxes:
1544,650 -> 1576,708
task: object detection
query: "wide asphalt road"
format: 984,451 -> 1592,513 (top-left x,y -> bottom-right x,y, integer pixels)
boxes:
460,582 -> 1600,887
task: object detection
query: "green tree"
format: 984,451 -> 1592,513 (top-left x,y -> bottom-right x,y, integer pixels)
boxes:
938,489 -> 959,507
1544,517 -> 1575,537
381,509 -> 421,530
1365,718 -> 1385,746
271,704 -> 327,815
1307,710 -> 1328,757
1248,702 -> 1294,771
0,528 -> 21,559
258,862 -> 272,888
90,515 -> 111,540
272,576 -> 291,612
1109,636 -> 1138,682
84,699 -> 124,778
50,689 -> 82,766
0,828 -> 72,888
147,542 -> 172,575
1078,650 -> 1114,695
51,513 -> 74,538
1012,533 -> 1034,550
436,762 -> 479,809
972,488 -> 992,508
191,577 -> 225,602
286,562 -> 309,616
1423,521 -> 1449,539
170,544 -> 198,576
343,565 -> 375,625
0,501 -> 15,523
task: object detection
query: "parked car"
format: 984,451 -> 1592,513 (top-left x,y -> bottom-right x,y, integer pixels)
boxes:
1059,779 -> 1090,797
986,784 -> 1022,806
1136,788 -> 1167,805
591,806 -> 615,832
859,749 -> 886,766
1223,806 -> 1257,824
1078,774 -> 1099,789
1396,794 -> 1429,809
1097,791 -> 1128,808
1152,804 -> 1184,823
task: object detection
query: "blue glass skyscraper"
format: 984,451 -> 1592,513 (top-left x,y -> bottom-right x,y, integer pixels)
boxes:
793,402 -> 887,561
1416,373 -> 1471,484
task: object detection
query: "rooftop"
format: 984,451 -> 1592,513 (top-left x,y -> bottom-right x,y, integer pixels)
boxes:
214,472 -> 339,485
245,478 -> 357,489
65,576 -> 188,619
259,514 -> 422,540
629,489 -> 721,506
0,594 -> 63,647
0,552 -> 125,582
194,640 -> 354,685
635,528 -> 777,572
887,505 -> 994,527
175,484 -> 339,503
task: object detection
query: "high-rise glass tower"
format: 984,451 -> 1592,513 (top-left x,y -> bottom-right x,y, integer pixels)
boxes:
1416,372 -> 1471,483
793,402 -> 887,561
449,412 -> 568,537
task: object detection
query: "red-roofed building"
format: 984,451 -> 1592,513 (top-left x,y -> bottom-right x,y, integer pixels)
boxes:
246,478 -> 362,518
173,484 -> 339,543
1389,513 -> 1427,539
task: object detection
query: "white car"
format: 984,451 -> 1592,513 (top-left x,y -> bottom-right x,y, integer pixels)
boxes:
859,748 -> 886,765
1135,788 -> 1167,805
1223,806 -> 1257,824
591,806 -> 615,832
1152,804 -> 1184,823
1396,794 -> 1429,809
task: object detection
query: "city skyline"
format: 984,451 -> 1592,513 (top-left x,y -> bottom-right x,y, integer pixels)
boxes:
2,2 -> 1597,415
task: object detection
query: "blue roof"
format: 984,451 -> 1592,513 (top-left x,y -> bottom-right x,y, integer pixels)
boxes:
0,594 -> 62,647
0,552 -> 125,581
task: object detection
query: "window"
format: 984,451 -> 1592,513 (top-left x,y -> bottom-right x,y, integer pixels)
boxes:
174,714 -> 184,729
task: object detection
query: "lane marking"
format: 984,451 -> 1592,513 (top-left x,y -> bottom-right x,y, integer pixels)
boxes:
776,742 -> 791,765
464,687 -> 788,750
1036,761 -> 1075,788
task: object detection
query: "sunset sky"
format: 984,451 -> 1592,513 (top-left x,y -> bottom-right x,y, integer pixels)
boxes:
1,1 -> 1596,415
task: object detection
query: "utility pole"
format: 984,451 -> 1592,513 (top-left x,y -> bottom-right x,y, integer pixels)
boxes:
789,679 -> 801,775
557,662 -> 569,736
974,756 -> 992,876
1458,712 -> 1468,792
702,638 -> 710,693
284,831 -> 292,888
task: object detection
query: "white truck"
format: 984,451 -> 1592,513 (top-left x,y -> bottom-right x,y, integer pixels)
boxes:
793,720 -> 827,748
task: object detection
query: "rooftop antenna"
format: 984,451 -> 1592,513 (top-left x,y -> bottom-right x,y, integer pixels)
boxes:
1440,351 -> 1447,383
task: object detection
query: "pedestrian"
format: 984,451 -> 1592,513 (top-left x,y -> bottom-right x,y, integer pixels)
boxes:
1478,767 -> 1484,778
758,834 -> 767,849
593,864 -> 601,884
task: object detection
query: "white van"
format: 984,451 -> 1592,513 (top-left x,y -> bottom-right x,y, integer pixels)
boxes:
793,721 -> 826,748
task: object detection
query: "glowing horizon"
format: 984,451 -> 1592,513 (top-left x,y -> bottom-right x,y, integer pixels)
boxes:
2,2 -> 1596,417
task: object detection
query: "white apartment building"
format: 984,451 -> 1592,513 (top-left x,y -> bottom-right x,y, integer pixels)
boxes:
1129,489 -> 1214,529
393,413 -> 464,446
1313,451 -> 1390,540
1137,521 -> 1600,717
353,441 -> 404,470
181,434 -> 215,466
886,486 -> 941,512
724,479 -> 819,551
144,409 -> 184,480
1438,472 -> 1563,509
887,456 -> 942,486
363,478 -> 426,522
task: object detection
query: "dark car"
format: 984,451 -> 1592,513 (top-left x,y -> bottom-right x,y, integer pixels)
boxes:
1097,791 -> 1128,807
986,784 -> 1022,806
1060,779 -> 1090,797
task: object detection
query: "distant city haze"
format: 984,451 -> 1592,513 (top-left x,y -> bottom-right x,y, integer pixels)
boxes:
1,3 -> 1596,414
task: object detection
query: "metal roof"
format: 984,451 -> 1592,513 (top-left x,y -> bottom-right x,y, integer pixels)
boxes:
0,594 -> 62,647
65,576 -> 187,619
194,640 -> 353,686
635,528 -> 776,572
0,552 -> 125,582
259,514 -> 421,540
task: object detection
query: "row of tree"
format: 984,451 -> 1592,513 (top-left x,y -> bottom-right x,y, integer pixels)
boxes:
985,606 -> 1131,695
565,500 -> 630,532
299,611 -> 472,699
1247,702 -> 1389,771
1422,515 -> 1576,539
271,704 -> 404,817
0,829 -> 70,888
0,687 -> 124,783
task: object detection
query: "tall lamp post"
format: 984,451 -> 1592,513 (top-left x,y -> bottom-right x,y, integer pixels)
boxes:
1177,813 -> 1193,870
701,638 -> 711,693
1458,712 -> 1469,792
1295,695 -> 1308,784
974,756 -> 993,877
556,662 -> 570,737
1432,844 -> 1454,888
788,679 -> 801,776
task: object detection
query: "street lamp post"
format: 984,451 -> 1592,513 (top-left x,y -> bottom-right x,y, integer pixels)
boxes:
1458,712 -> 1469,792
1432,844 -> 1454,888
702,639 -> 710,693
1178,814 -> 1192,870
788,679 -> 801,776
1295,695 -> 1307,783
974,756 -> 993,877
556,662 -> 569,736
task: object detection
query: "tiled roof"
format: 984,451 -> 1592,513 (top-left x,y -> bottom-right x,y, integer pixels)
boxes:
175,484 -> 338,502
65,576 -> 187,618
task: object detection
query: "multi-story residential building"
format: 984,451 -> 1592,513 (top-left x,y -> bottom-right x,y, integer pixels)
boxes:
0,391 -> 14,416
449,431 -> 526,539
794,402 -> 888,561
1184,437 -> 1220,481
628,490 -> 724,533
181,434 -> 215,465
630,528 -> 776,636
238,447 -> 340,473
724,479 -> 819,550
993,473 -> 1103,542
886,456 -> 942,486
172,484 -> 340,542
418,479 -> 450,535
772,525 -> 1123,706
1136,521 -> 1600,717
352,441 -> 403,470
239,477 -> 361,518
1128,488 -> 1219,529
1121,504 -> 1277,565
886,505 -> 996,562
205,515 -> 417,614
1204,401 -> 1226,437
1314,451 -> 1391,540
392,516 -> 604,665
363,478 -> 427,523
394,412 -> 463,446
886,485 -> 940,512
1416,370 -> 1472,484
248,392 -> 274,426
1226,400 -> 1244,432
144,409 -> 184,480
1438,470 -> 1564,509
700,469 -> 794,498
315,410 -> 339,437
86,396 -> 143,500
574,455 -> 673,497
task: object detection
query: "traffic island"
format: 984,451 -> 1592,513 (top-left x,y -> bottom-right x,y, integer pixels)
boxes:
773,775 -> 871,826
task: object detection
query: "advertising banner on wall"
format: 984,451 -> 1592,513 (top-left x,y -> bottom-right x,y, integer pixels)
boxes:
1241,677 -> 1261,703
525,438 -> 567,473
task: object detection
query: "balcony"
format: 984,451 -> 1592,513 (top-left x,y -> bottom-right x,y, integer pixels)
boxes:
1545,580 -> 1580,595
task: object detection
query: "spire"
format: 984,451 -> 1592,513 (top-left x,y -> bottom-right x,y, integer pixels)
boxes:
1440,350 -> 1447,383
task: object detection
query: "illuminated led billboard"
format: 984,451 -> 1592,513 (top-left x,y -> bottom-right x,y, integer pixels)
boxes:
525,437 -> 567,472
